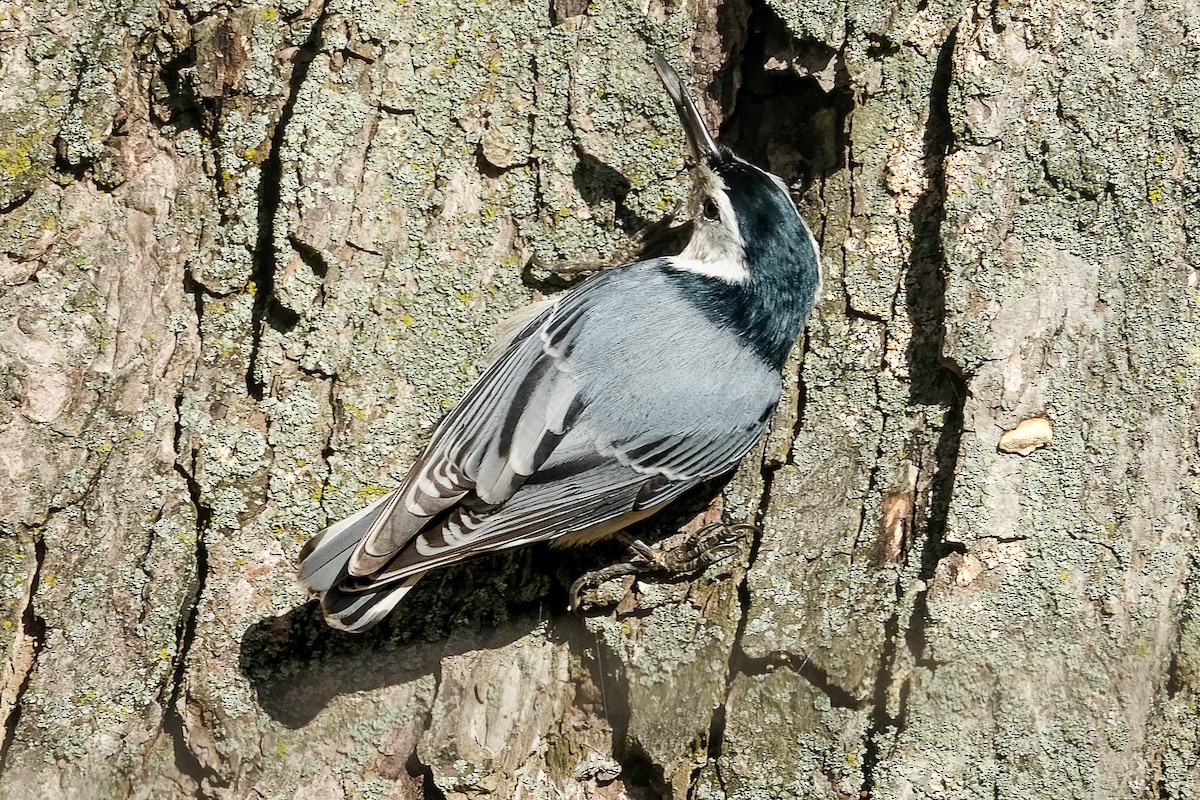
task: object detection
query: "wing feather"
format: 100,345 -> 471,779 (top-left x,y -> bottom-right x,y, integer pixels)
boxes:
347,295 -> 585,574
337,410 -> 771,592
345,465 -> 647,587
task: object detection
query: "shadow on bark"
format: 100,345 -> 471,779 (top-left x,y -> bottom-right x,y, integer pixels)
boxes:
240,478 -> 727,729
241,549 -> 553,728
902,25 -> 968,611
861,27 -> 967,793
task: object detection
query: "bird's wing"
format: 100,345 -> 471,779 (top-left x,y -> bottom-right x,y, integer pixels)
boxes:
340,290 -> 597,576
298,275 -> 614,594
340,458 -> 648,587
340,405 -> 773,589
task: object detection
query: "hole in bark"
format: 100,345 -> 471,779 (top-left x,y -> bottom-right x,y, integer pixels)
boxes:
720,3 -> 853,190
150,42 -> 207,133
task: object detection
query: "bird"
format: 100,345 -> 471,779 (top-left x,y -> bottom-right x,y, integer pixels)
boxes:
297,53 -> 823,631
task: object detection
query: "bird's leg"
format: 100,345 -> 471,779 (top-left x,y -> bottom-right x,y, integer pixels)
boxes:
568,562 -> 639,610
567,532 -> 655,610
615,531 -> 661,564
569,523 -> 756,610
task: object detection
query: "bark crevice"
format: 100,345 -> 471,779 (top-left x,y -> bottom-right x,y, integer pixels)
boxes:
0,536 -> 46,770
166,396 -> 219,795
246,2 -> 330,399
861,25 -> 965,796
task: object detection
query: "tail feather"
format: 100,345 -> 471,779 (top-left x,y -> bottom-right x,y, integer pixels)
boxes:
320,575 -> 422,632
298,492 -> 400,592
299,491 -> 423,632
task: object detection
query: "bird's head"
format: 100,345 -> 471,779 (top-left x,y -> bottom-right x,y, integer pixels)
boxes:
652,53 -> 822,367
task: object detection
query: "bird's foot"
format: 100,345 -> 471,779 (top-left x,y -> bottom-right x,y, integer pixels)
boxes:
569,523 -> 755,610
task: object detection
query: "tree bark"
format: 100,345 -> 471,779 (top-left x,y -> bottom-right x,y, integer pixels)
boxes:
1,0 -> 1197,798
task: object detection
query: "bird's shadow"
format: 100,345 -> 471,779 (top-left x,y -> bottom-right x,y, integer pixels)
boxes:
572,152 -> 645,234
521,153 -> 693,294
240,480 -> 729,728
240,548 -> 567,728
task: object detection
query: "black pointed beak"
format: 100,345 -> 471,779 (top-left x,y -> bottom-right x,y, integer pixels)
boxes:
652,52 -> 720,162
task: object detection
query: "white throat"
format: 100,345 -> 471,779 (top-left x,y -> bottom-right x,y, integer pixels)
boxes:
668,252 -> 750,284
669,177 -> 749,284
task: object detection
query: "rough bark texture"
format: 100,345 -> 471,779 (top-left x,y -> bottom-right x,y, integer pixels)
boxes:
1,0 -> 1197,797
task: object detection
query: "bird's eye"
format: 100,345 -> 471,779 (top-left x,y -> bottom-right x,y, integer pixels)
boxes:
702,198 -> 720,221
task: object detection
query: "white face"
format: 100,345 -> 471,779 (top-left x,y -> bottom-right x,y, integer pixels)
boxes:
670,164 -> 750,285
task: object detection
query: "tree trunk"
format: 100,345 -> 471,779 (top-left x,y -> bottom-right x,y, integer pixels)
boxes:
1,0 -> 1197,797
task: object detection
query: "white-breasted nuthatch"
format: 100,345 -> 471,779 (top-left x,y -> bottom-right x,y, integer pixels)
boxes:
298,54 -> 822,631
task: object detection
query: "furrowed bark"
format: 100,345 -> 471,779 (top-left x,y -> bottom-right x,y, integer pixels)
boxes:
1,0 -> 1197,797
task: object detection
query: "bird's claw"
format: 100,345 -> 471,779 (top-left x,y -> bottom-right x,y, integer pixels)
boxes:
569,522 -> 756,611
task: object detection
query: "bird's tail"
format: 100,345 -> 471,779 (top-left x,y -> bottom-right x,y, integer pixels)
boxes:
316,576 -> 422,632
297,492 -> 423,632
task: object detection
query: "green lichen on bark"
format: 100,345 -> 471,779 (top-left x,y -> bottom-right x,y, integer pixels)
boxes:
718,664 -> 870,799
